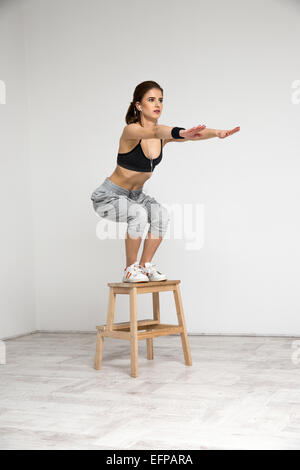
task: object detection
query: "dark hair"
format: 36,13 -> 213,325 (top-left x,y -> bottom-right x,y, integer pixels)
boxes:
125,80 -> 163,125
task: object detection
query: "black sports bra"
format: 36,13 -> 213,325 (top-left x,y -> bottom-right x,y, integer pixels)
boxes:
117,139 -> 163,173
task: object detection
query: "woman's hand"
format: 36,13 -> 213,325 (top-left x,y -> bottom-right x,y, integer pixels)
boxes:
180,125 -> 207,140
215,126 -> 240,139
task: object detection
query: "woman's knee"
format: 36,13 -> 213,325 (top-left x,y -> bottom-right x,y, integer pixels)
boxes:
127,204 -> 148,238
148,204 -> 170,237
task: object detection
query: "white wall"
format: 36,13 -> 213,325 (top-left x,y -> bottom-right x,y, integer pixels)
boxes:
2,0 -> 300,337
0,0 -> 36,339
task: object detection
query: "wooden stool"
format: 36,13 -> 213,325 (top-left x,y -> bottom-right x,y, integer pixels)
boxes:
94,280 -> 192,377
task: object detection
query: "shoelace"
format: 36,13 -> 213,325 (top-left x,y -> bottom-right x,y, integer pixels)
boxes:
126,263 -> 159,275
129,263 -> 144,275
143,263 -> 158,274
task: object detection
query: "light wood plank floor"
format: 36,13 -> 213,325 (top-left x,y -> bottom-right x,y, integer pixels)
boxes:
1,332 -> 300,450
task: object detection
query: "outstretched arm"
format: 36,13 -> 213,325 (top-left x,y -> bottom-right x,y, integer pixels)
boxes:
166,125 -> 240,143
181,126 -> 240,140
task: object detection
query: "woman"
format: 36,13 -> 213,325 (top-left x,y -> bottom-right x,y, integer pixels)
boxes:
91,80 -> 240,283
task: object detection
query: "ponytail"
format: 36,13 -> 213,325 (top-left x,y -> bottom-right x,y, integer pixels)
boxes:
125,101 -> 140,125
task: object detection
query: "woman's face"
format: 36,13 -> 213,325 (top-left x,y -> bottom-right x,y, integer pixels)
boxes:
137,88 -> 163,120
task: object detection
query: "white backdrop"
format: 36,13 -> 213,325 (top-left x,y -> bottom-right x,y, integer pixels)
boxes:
1,0 -> 300,338
0,0 -> 36,339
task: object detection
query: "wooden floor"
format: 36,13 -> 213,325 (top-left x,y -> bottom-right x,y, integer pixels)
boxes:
1,332 -> 300,450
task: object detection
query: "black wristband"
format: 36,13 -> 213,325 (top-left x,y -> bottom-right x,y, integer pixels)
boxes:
171,127 -> 185,139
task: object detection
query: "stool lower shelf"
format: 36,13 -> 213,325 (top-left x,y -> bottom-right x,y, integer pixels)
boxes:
94,280 -> 192,377
97,321 -> 184,339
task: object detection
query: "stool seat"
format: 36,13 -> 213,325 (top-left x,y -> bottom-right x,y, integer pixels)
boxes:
94,279 -> 192,377
107,280 -> 181,287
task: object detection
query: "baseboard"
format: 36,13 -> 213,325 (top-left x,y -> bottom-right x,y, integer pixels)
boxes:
33,330 -> 300,338
2,329 -> 300,340
1,330 -> 38,341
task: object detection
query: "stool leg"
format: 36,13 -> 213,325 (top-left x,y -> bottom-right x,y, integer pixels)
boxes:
173,284 -> 192,366
130,287 -> 138,377
94,330 -> 104,370
106,287 -> 116,330
152,292 -> 160,323
147,338 -> 153,360
148,292 -> 160,361
95,287 -> 116,370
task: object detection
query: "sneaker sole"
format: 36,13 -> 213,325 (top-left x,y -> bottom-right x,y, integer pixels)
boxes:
122,278 -> 149,283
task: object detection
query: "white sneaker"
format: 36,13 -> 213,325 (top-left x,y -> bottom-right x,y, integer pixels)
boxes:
140,262 -> 167,282
122,261 -> 149,283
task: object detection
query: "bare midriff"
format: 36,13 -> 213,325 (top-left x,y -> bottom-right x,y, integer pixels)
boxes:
108,165 -> 152,190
